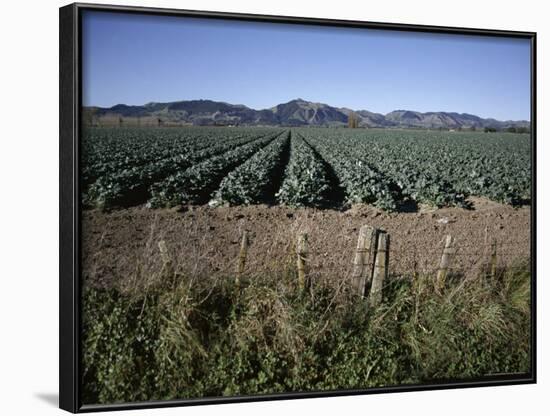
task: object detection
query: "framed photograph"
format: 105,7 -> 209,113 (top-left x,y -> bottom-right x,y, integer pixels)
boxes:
60,2 -> 536,413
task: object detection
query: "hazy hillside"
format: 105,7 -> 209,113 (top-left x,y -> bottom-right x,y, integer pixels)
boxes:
84,98 -> 530,130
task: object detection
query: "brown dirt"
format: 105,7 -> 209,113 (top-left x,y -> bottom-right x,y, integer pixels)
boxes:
82,197 -> 531,288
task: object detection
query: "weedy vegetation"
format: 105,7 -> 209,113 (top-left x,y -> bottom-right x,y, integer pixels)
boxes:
82,256 -> 531,404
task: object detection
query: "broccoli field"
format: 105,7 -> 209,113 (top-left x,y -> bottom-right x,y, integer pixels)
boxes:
80,126 -> 532,404
82,126 -> 531,212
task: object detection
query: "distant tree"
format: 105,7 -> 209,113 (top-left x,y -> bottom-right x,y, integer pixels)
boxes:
82,107 -> 97,127
484,126 -> 497,133
457,126 -> 462,131
507,127 -> 517,133
118,116 -> 123,127
470,125 -> 476,131
517,126 -> 530,134
347,112 -> 359,128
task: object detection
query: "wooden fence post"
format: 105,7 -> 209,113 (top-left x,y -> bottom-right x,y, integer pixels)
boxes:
158,240 -> 173,278
351,225 -> 377,298
490,238 -> 498,281
296,233 -> 308,292
479,225 -> 489,277
369,232 -> 389,307
235,230 -> 249,288
436,235 -> 454,293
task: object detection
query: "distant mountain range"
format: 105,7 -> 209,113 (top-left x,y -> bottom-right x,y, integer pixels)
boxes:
84,98 -> 530,130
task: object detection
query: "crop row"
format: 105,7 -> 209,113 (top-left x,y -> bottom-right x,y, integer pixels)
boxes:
81,127 -> 245,186
213,132 -> 290,205
302,128 -> 530,208
299,132 -> 400,211
84,129 -> 281,209
148,131 -> 284,207
276,132 -> 331,208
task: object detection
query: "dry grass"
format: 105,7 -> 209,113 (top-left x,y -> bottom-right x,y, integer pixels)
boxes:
81,239 -> 531,404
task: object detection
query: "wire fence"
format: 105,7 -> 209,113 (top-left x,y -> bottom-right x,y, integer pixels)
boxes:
298,240 -> 530,277
83,213 -> 531,294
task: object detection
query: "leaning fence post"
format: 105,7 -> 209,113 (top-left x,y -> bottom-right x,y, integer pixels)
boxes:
369,232 -> 389,307
296,233 -> 308,292
436,235 -> 454,293
235,230 -> 249,288
490,238 -> 498,281
351,225 -> 377,297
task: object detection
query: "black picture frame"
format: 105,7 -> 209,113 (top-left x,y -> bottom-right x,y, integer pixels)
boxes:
59,2 -> 537,413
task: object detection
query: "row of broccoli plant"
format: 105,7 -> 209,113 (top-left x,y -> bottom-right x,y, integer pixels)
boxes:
360,139 -> 469,209
81,128 -> 221,186
275,132 -> 332,208
147,131 -> 283,208
84,131 -> 277,210
305,128 -> 529,208
300,132 -> 399,211
213,131 -> 290,205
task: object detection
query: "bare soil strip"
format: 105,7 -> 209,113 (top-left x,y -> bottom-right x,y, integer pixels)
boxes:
82,197 -> 530,288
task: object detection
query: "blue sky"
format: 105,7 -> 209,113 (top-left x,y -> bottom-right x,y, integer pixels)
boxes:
82,11 -> 531,121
